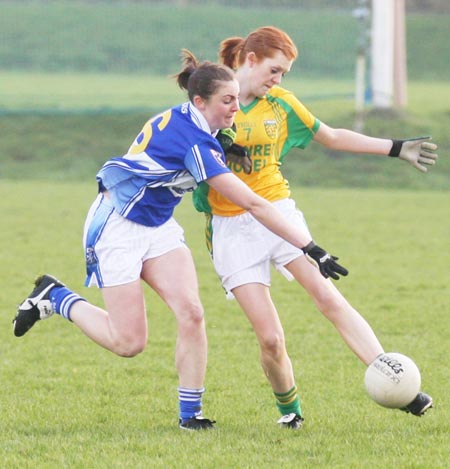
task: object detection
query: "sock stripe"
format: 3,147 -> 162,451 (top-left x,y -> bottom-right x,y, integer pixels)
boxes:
50,287 -> 85,321
178,387 -> 205,421
278,394 -> 297,405
274,386 -> 302,417
60,294 -> 78,319
275,386 -> 297,402
178,387 -> 205,399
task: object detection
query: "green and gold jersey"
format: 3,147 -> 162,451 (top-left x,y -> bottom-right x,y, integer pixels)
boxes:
193,86 -> 320,217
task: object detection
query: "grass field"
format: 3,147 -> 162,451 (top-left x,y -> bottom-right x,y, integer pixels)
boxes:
1,7 -> 449,462
0,181 -> 448,467
1,73 -> 449,191
2,2 -> 449,81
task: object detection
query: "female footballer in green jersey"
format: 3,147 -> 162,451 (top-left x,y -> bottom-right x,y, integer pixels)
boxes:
195,26 -> 438,428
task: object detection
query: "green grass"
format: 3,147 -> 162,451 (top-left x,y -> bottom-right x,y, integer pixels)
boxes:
0,72 -> 185,113
0,2 -> 358,77
1,73 -> 449,190
0,181 -> 449,467
0,72 -> 357,114
1,2 -> 449,81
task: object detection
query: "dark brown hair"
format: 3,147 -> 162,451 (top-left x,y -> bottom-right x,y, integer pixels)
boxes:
175,49 -> 235,102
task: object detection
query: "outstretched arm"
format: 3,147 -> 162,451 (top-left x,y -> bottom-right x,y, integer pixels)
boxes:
206,172 -> 348,280
313,123 -> 438,173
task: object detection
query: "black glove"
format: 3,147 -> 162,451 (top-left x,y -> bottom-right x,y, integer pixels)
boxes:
301,241 -> 349,280
226,143 -> 252,174
216,125 -> 252,174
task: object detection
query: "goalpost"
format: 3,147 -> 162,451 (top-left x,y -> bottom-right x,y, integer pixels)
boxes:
371,0 -> 407,109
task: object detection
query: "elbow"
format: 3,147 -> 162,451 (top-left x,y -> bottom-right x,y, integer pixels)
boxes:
245,196 -> 268,216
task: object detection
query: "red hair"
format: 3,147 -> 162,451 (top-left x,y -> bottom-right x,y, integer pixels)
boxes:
219,26 -> 298,69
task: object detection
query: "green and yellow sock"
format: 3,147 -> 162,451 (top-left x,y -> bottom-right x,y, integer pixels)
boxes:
274,385 -> 302,417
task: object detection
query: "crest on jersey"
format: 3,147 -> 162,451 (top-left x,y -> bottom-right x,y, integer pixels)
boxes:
210,149 -> 227,168
263,119 -> 277,139
85,247 -> 97,265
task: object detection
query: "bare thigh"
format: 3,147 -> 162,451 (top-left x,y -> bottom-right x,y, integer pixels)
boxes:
232,283 -> 285,344
285,255 -> 350,313
141,247 -> 202,319
101,279 -> 148,341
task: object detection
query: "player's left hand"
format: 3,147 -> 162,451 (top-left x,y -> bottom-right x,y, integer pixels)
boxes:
301,241 -> 349,280
216,125 -> 252,174
225,143 -> 252,174
389,136 -> 438,173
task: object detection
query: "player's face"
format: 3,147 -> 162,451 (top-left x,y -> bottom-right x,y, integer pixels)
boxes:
199,79 -> 240,132
249,50 -> 293,97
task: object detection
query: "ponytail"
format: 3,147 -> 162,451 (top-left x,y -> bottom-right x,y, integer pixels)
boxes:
173,49 -> 235,102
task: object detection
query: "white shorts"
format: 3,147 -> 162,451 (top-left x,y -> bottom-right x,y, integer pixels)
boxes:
211,198 -> 311,298
83,194 -> 187,288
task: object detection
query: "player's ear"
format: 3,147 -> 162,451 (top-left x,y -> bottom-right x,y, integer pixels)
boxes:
193,95 -> 206,110
247,52 -> 258,67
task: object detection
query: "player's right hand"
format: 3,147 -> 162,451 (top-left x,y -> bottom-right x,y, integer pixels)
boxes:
301,241 -> 349,280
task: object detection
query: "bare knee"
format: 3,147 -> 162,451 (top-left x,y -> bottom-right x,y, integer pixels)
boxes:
259,331 -> 286,359
112,333 -> 147,358
314,287 -> 349,321
176,300 -> 205,333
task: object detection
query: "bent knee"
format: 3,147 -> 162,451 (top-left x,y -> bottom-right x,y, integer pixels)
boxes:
112,335 -> 147,358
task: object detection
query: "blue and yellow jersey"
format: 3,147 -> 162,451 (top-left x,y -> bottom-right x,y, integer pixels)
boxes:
193,86 -> 320,217
97,102 -> 229,227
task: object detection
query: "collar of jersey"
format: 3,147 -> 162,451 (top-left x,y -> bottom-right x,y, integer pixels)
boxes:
238,98 -> 260,114
188,102 -> 214,135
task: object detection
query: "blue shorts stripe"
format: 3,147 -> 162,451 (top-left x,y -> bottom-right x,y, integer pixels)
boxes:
84,195 -> 114,287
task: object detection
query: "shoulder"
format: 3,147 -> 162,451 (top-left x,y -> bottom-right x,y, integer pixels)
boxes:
267,86 -> 318,129
168,104 -> 209,139
266,86 -> 299,103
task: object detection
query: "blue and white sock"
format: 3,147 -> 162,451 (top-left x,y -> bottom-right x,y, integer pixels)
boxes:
178,387 -> 205,422
50,286 -> 86,321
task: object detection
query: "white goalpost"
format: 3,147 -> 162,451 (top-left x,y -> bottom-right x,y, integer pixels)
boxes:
371,0 -> 407,109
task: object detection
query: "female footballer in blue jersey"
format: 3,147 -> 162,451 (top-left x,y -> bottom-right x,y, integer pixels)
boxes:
194,27 -> 438,428
13,49 -> 346,430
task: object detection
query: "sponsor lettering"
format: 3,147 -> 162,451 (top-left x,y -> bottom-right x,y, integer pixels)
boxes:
378,355 -> 405,375
253,159 -> 266,171
248,144 -> 274,157
373,361 -> 401,384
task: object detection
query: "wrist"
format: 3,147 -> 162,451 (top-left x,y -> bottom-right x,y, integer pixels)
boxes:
219,127 -> 236,142
389,139 -> 403,157
301,240 -> 315,254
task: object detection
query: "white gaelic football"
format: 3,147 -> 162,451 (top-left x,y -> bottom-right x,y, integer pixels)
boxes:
364,352 -> 421,408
